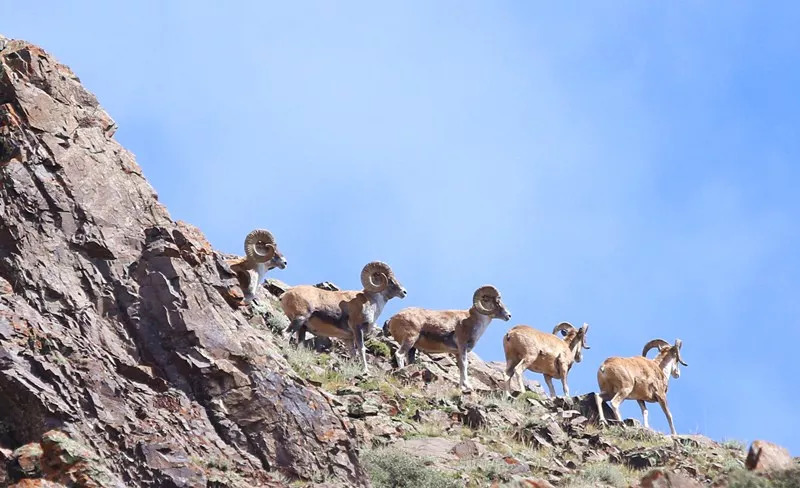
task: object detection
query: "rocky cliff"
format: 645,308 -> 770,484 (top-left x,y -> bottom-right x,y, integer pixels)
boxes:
0,35 -> 365,487
0,36 -> 797,488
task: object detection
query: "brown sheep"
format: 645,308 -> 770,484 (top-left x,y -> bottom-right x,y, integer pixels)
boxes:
595,338 -> 688,435
281,261 -> 406,373
503,322 -> 590,398
384,285 -> 511,393
227,228 -> 287,305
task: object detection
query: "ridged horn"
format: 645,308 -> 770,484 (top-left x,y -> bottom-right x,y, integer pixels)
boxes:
642,339 -> 670,357
361,261 -> 391,293
244,229 -> 275,264
552,322 -> 576,336
473,285 -> 499,315
674,339 -> 688,366
580,323 -> 590,349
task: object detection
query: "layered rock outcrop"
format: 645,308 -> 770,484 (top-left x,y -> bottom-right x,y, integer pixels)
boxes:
0,35 -> 364,487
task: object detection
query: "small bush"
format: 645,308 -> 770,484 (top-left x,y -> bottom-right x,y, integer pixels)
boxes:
516,390 -> 545,403
722,439 -> 747,452
460,458 -> 508,487
283,343 -> 320,375
362,448 -> 460,488
366,339 -> 392,359
601,425 -> 671,450
562,462 -> 637,488
251,297 -> 290,334
726,468 -> 800,488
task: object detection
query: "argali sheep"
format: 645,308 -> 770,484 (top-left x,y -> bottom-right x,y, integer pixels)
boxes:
384,285 -> 511,393
227,229 -> 287,305
503,322 -> 590,398
281,261 -> 406,373
595,338 -> 688,435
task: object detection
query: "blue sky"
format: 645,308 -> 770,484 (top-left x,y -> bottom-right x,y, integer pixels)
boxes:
4,2 -> 799,453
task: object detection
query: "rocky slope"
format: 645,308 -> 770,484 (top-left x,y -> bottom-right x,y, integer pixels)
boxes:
0,35 -> 797,488
245,282 -> 798,488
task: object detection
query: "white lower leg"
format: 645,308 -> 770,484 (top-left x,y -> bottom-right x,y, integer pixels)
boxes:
457,349 -> 471,391
544,376 -> 557,397
638,400 -> 649,429
595,392 -> 607,424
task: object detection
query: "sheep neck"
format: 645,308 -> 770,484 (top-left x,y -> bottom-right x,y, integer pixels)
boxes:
461,308 -> 492,349
366,290 -> 388,314
655,352 -> 676,379
567,336 -> 582,361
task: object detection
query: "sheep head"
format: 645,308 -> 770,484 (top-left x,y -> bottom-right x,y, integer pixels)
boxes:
643,338 -> 687,379
361,261 -> 407,299
473,285 -> 511,321
552,322 -> 591,362
244,229 -> 287,270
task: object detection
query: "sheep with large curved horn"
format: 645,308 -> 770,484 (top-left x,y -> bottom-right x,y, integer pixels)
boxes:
282,261 -> 406,374
385,284 -> 512,393
503,321 -> 591,398
227,228 -> 287,305
595,338 -> 688,435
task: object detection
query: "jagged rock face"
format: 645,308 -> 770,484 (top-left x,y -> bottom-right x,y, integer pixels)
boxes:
0,37 -> 365,487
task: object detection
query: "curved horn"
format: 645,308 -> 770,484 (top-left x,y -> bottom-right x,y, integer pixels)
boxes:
674,339 -> 688,366
552,322 -> 576,336
642,339 -> 670,357
244,229 -> 276,264
361,261 -> 391,293
473,285 -> 499,315
580,323 -> 590,349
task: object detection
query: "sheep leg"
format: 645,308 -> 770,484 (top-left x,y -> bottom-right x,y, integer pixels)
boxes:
516,358 -> 532,393
287,318 -> 308,346
609,392 -> 626,423
509,357 -> 532,396
457,347 -> 472,393
407,347 -> 417,364
242,269 -> 258,305
296,325 -> 308,347
395,338 -> 416,369
637,400 -> 649,429
286,317 -> 303,334
354,323 -> 369,374
543,375 -> 557,397
595,392 -> 608,425
560,375 -> 570,398
658,397 -> 677,435
504,357 -> 522,397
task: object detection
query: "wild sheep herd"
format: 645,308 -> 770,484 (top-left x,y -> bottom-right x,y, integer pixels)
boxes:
232,229 -> 688,435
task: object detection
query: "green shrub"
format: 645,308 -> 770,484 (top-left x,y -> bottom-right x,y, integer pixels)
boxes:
562,462 -> 638,488
516,390 -> 545,403
366,339 -> 392,359
722,439 -> 747,451
251,297 -> 290,334
461,458 -> 508,487
726,468 -> 800,488
601,425 -> 671,450
362,448 -> 460,488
